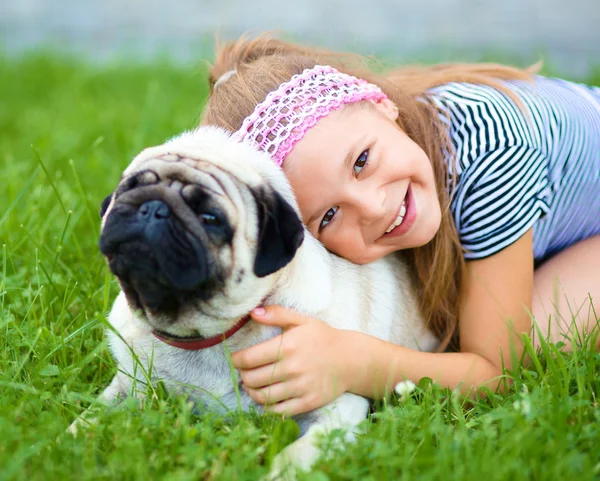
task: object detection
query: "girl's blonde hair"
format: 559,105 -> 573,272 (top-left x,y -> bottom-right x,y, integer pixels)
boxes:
201,34 -> 536,350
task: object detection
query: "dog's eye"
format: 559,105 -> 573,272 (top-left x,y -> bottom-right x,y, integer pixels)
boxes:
201,213 -> 221,226
183,185 -> 227,233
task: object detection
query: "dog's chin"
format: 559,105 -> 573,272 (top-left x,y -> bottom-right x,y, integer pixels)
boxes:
117,280 -> 221,338
122,291 -> 199,337
143,312 -> 193,338
105,246 -> 242,339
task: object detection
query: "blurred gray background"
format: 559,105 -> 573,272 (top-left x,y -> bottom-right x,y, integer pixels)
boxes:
1,0 -> 599,76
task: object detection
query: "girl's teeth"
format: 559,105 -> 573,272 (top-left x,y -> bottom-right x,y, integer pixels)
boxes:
385,200 -> 407,233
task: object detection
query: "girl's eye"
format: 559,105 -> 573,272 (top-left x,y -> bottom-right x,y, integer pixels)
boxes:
353,149 -> 369,176
319,206 -> 338,232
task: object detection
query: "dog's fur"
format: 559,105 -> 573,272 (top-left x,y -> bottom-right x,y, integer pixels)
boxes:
71,127 -> 439,476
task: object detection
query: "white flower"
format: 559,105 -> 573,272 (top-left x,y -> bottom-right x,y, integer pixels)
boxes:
513,399 -> 531,416
394,380 -> 416,398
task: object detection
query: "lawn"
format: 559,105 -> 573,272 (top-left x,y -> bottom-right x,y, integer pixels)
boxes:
1,53 -> 599,480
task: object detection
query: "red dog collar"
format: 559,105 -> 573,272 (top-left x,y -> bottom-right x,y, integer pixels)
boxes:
152,314 -> 251,350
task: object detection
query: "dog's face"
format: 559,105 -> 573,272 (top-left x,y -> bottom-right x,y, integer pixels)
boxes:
99,127 -> 304,338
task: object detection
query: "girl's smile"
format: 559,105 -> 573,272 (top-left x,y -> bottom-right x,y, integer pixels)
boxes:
382,183 -> 416,238
284,99 -> 442,264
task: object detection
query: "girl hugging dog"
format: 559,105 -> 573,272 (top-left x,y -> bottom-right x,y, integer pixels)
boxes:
200,35 -> 600,416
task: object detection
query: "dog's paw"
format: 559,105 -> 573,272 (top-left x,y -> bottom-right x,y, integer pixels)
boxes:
265,427 -> 324,481
264,452 -> 301,481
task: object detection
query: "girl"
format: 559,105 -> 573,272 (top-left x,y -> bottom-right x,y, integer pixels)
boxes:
201,36 -> 600,416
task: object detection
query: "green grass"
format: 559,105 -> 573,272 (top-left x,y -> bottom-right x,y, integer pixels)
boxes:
1,52 -> 599,480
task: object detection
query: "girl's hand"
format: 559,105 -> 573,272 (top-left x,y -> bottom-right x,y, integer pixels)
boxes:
231,305 -> 352,416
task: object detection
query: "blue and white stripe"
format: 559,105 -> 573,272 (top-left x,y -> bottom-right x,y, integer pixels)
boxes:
428,76 -> 600,262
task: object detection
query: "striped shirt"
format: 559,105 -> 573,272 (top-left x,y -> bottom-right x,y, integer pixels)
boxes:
427,77 -> 600,262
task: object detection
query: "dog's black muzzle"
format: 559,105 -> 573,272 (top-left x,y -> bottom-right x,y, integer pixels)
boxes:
99,198 -> 219,313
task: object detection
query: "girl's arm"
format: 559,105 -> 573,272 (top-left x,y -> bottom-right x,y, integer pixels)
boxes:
345,229 -> 535,398
232,230 -> 534,414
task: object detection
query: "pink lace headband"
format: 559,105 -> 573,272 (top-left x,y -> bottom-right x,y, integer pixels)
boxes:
233,65 -> 388,166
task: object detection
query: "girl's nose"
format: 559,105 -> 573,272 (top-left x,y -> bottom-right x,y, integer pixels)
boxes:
357,190 -> 386,226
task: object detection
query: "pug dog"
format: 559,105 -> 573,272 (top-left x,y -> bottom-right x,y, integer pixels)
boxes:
70,126 -> 439,477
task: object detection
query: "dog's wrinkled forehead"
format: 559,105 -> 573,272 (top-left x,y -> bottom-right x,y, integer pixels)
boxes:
120,154 -> 228,197
123,127 -> 265,190
116,126 -> 301,216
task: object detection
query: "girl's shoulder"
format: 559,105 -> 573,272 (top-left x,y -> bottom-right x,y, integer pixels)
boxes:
427,75 -> 600,169
427,76 -> 600,144
429,78 -> 554,260
435,76 -> 600,261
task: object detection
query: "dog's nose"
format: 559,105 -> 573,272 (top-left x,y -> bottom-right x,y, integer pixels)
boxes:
138,200 -> 171,221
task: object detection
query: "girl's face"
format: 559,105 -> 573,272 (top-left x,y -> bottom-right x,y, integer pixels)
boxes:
284,100 -> 442,264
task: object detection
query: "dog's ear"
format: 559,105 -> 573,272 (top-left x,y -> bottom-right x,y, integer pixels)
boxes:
100,192 -> 113,218
252,189 -> 304,278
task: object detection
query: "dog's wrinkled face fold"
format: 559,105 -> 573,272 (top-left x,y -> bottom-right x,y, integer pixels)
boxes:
99,137 -> 305,337
100,161 -> 235,321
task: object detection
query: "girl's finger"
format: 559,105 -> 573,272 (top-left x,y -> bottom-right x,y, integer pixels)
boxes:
231,334 -> 289,370
265,396 -> 314,417
239,360 -> 294,388
244,381 -> 302,405
250,305 -> 311,329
